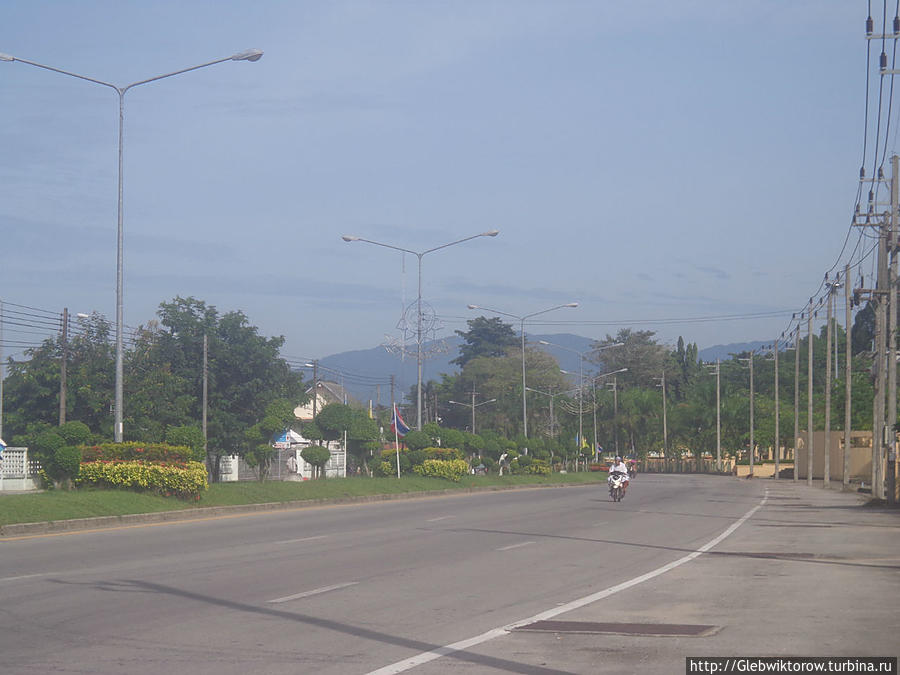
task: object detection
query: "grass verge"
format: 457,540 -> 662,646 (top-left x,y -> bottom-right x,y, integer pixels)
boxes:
0,472 -> 609,527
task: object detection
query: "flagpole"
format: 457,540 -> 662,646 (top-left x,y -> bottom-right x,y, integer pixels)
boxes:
394,404 -> 401,479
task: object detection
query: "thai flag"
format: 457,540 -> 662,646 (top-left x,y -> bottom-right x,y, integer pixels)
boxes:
0,437 -> 5,460
391,404 -> 410,437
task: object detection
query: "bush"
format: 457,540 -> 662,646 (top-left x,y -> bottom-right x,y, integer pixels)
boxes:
80,442 -> 194,464
372,461 -> 394,477
413,458 -> 469,482
50,445 -> 82,486
423,447 -> 464,461
76,460 -> 208,499
301,445 -> 332,478
57,421 -> 92,447
511,457 -> 551,476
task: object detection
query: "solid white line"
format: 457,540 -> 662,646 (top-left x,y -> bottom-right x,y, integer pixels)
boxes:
365,490 -> 769,675
268,581 -> 358,604
426,516 -> 455,522
275,535 -> 328,545
0,572 -> 50,583
496,541 -> 536,551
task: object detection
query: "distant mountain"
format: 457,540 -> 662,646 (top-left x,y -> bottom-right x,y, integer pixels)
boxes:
313,333 -> 596,404
697,341 -> 772,363
312,335 -> 770,404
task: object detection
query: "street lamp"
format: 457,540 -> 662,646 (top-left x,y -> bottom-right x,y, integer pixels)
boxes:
2,49 -> 264,442
448,396 -> 496,435
591,367 -> 628,461
540,340 -> 622,461
342,230 -> 499,430
467,303 -> 578,452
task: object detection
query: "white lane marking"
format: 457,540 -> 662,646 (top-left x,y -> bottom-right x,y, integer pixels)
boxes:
268,581 -> 358,604
496,541 -> 536,551
275,535 -> 328,545
365,489 -> 769,675
0,572 -> 50,583
426,516 -> 455,522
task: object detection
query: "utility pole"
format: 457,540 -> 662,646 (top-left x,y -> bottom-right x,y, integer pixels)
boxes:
888,154 -> 898,504
202,333 -> 208,461
715,360 -> 721,472
749,353 -> 754,476
59,307 -> 68,426
808,302 -> 814,487
774,338 -> 780,480
0,298 -> 4,442
658,371 -> 668,458
824,279 -> 835,488
844,264 -> 853,489
794,323 -> 801,483
874,206 -> 888,501
312,360 -> 318,420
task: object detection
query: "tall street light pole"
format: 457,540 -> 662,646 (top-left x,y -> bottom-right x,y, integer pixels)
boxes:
2,49 -> 264,442
539,339 -> 622,459
467,303 -> 578,453
343,231 -> 499,430
448,396 -> 496,435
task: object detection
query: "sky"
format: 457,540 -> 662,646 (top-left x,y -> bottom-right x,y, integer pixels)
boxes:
0,1 -> 884,369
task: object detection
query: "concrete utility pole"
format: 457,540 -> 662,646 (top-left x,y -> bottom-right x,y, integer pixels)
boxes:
202,333 -> 208,460
59,307 -> 68,426
808,302 -> 814,487
794,324 -> 801,483
774,339 -> 780,479
749,354 -> 755,476
655,372 -> 668,458
844,264 -> 853,489
888,155 -> 898,504
874,199 -> 889,501
824,281 -> 835,488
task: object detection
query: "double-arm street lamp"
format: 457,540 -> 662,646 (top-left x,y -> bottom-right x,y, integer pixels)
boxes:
541,339 -> 622,459
2,49 -> 264,441
448,396 -> 496,435
467,303 -> 578,451
342,230 -> 499,430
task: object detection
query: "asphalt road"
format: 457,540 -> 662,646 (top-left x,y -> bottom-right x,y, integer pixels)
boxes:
1,475 -> 897,674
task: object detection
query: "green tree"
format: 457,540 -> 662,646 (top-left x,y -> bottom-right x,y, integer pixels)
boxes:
301,445 -> 332,479
453,316 -> 518,368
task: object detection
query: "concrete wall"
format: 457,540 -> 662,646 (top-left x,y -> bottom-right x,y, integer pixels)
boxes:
794,431 -> 874,481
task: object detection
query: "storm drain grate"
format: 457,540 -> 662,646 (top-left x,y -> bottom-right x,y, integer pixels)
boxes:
514,621 -> 720,637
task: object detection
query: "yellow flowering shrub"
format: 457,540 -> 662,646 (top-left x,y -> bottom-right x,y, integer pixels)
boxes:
412,458 -> 469,482
76,460 -> 208,499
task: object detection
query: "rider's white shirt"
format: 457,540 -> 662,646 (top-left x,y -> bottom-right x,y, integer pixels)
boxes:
609,461 -> 629,477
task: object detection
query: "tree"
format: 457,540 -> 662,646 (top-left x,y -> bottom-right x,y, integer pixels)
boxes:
593,328 -> 668,388
452,316 -> 518,368
301,445 -> 332,479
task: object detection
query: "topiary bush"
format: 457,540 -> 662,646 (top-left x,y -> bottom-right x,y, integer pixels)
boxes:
413,458 -> 469,482
80,442 -> 194,464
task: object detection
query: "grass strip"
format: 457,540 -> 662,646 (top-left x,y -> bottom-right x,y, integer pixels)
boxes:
0,472 -> 609,527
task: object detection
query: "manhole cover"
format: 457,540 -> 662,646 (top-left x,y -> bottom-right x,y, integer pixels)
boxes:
514,621 -> 720,637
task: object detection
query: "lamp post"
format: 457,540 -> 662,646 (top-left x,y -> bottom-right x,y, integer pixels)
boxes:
467,303 -> 578,453
590,368 -> 628,462
448,396 -> 496,435
525,386 -> 570,445
342,231 -> 499,430
2,49 -> 264,442
540,339 -> 622,460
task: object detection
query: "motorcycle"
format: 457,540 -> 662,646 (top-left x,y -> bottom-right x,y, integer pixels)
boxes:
608,471 -> 627,502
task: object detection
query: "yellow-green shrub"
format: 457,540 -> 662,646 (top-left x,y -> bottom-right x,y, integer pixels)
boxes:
412,458 -> 469,482
76,460 -> 208,499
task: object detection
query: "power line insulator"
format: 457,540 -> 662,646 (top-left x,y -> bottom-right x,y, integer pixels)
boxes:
881,51 -> 888,70
868,15 -> 874,35
894,15 -> 899,34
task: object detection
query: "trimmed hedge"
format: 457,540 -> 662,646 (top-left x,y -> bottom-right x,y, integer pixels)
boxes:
80,442 -> 194,464
76,460 -> 208,499
412,459 -> 469,482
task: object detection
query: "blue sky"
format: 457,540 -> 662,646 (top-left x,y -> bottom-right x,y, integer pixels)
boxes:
0,1 -> 877,365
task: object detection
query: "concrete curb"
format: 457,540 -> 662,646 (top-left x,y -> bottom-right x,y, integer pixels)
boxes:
0,482 -> 587,538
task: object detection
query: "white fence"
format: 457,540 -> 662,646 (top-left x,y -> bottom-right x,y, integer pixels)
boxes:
0,447 -> 39,491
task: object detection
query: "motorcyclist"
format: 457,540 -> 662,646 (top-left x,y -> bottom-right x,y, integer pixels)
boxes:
608,456 -> 630,495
